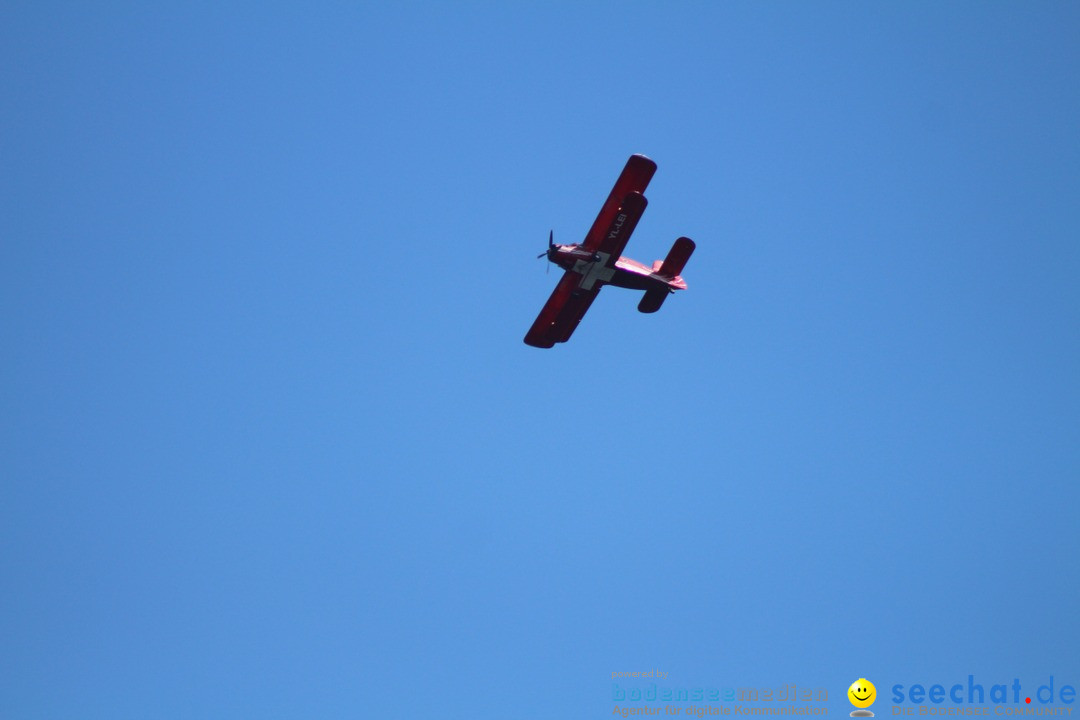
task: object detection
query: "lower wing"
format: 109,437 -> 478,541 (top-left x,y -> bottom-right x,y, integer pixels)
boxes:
523,270 -> 602,348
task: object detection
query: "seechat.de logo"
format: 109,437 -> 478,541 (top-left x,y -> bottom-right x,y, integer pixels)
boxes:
849,678 -> 877,717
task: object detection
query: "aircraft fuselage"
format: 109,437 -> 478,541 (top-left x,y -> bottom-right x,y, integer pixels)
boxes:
546,243 -> 688,293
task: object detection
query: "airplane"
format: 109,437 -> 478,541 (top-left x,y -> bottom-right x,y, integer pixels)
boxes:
524,154 -> 695,348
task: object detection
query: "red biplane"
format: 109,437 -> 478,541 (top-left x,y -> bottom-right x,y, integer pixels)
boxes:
524,154 -> 695,348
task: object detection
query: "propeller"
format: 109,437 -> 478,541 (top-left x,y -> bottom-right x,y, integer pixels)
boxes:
537,230 -> 554,258
537,230 -> 554,273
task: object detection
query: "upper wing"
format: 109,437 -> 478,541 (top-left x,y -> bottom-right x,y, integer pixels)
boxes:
523,270 -> 602,348
581,154 -> 657,253
593,191 -> 648,263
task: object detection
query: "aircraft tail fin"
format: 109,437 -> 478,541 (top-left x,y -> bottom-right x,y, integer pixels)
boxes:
655,237 -> 696,279
640,237 -> 695,313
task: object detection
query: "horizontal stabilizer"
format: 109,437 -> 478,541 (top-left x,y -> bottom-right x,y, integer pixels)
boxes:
638,287 -> 668,313
656,237 -> 695,279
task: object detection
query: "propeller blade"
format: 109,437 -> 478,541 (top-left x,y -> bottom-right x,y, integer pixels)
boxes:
538,230 -> 555,272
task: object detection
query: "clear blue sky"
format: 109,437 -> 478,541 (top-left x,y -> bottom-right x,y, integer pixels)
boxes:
2,2 -> 1078,718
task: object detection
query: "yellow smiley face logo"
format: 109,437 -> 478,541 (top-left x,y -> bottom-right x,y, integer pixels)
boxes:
848,679 -> 876,708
